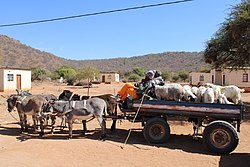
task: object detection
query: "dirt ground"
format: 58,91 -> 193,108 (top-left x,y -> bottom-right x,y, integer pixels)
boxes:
0,81 -> 250,167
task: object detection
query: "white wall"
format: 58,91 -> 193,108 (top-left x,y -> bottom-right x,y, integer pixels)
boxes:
189,72 -> 212,85
101,73 -> 119,82
1,69 -> 31,92
223,69 -> 250,87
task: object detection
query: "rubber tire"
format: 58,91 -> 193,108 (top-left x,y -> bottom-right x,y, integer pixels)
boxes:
143,117 -> 170,144
203,120 -> 239,154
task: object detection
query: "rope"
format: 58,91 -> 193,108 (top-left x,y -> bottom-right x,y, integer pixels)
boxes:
120,93 -> 146,149
8,111 -> 19,122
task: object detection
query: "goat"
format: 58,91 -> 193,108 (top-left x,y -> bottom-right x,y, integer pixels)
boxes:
218,93 -> 234,104
154,84 -> 184,101
203,87 -> 215,103
183,85 -> 197,102
204,83 -> 245,104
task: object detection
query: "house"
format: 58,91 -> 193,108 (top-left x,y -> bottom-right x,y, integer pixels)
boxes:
0,67 -> 31,92
99,72 -> 119,83
189,67 -> 250,88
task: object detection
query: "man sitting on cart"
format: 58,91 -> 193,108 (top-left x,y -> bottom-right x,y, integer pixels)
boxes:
112,70 -> 164,108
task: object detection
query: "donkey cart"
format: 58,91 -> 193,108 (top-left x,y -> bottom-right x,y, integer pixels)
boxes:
118,99 -> 244,154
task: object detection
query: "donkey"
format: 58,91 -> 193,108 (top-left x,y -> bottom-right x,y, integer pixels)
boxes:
58,90 -> 117,134
48,98 -> 107,138
16,89 -> 57,101
16,89 -> 59,132
7,95 -> 48,136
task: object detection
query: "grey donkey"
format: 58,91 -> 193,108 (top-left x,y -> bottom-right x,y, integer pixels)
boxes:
7,95 -> 48,137
47,97 -> 107,139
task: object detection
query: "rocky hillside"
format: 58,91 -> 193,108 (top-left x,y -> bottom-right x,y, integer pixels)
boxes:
0,34 -> 210,72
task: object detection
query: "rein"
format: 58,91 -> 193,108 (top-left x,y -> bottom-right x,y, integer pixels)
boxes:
8,111 -> 19,122
121,93 -> 146,149
69,93 -> 75,101
86,117 -> 95,123
8,96 -> 27,122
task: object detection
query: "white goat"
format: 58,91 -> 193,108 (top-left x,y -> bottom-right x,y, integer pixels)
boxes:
183,85 -> 197,102
220,85 -> 245,104
203,87 -> 215,103
204,83 -> 221,101
154,84 -> 184,102
218,93 -> 234,104
195,86 -> 207,103
191,86 -> 199,96
204,83 -> 244,104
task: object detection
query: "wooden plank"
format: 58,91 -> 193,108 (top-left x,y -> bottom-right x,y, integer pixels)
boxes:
136,108 -> 240,119
130,100 -> 243,119
132,103 -> 240,115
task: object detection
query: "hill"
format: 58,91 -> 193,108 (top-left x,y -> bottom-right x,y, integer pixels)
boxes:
0,34 -> 210,72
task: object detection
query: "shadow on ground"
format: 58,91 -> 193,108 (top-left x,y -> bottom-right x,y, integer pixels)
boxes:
219,153 -> 250,167
0,122 -> 214,155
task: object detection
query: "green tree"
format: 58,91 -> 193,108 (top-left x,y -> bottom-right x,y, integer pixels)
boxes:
77,66 -> 100,81
53,65 -> 77,85
204,0 -> 250,69
161,70 -> 172,81
198,68 -> 211,73
31,67 -> 47,81
128,73 -> 141,82
178,70 -> 189,82
124,67 -> 145,82
132,67 -> 145,77
172,74 -> 179,82
77,66 -> 100,95
124,71 -> 132,78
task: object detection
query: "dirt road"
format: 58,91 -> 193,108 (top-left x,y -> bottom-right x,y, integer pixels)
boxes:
0,82 -> 249,167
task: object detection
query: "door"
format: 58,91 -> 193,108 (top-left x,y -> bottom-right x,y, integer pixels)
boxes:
102,75 -> 105,83
16,75 -> 21,90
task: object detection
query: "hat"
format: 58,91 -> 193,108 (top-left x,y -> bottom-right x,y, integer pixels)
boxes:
146,70 -> 154,79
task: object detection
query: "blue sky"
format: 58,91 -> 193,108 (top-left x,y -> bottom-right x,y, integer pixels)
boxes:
0,0 -> 240,60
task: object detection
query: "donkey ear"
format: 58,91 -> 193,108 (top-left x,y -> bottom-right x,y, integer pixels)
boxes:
16,89 -> 20,94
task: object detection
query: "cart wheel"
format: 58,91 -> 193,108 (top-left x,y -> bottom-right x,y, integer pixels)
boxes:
143,117 -> 170,144
203,120 -> 239,154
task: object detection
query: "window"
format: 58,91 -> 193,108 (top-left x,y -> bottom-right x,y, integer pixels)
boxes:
7,74 -> 14,81
199,75 -> 204,81
243,73 -> 248,82
212,75 -> 214,83
108,75 -> 112,79
222,75 -> 226,85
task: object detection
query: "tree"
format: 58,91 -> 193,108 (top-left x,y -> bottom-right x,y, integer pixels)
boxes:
172,74 -> 179,82
31,67 -> 47,81
77,66 -> 100,95
128,73 -> 141,82
124,67 -> 145,82
53,65 -> 77,85
124,71 -> 132,78
178,70 -> 189,82
132,67 -> 145,77
204,0 -> 250,69
161,70 -> 172,81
